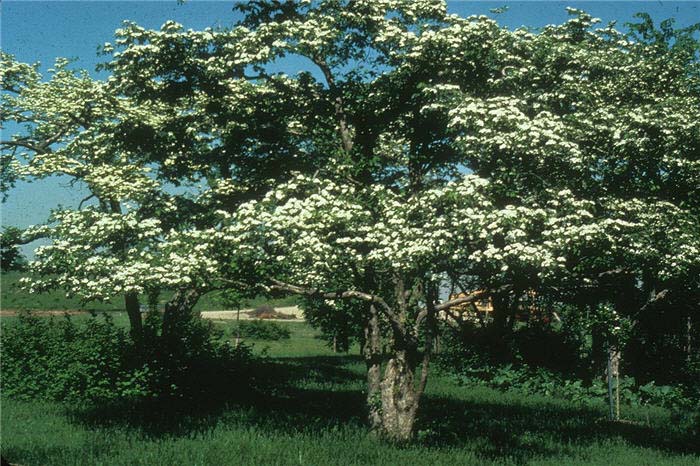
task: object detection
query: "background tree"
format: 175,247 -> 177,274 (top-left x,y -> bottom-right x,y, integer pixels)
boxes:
0,226 -> 28,272
427,9 -> 700,392
301,296 -> 366,353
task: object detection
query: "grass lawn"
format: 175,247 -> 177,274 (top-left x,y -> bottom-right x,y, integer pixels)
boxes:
1,318 -> 699,465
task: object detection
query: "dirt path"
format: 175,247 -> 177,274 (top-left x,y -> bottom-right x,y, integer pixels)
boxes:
201,306 -> 304,321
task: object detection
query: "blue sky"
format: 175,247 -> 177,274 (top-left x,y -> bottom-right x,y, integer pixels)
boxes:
1,1 -> 698,257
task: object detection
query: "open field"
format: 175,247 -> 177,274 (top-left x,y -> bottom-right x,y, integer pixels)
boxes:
0,272 -> 299,313
0,306 -> 304,320
1,318 -> 698,466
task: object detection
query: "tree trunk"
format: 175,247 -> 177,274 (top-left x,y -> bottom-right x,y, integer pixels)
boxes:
686,314 -> 693,359
124,292 -> 143,341
491,292 -> 510,334
380,348 -> 418,442
363,304 -> 383,431
104,199 -> 143,341
606,347 -> 621,421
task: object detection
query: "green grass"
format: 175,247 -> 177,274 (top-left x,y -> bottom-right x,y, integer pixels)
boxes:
213,319 -> 339,357
2,320 -> 699,465
0,272 -> 122,311
0,271 -> 298,312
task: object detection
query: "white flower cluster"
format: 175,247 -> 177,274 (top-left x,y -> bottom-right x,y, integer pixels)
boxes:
221,174 -> 610,291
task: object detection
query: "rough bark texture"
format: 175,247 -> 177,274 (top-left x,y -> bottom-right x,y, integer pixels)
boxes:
363,304 -> 383,431
380,349 -> 418,442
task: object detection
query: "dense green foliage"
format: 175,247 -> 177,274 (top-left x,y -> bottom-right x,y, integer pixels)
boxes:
231,319 -> 291,341
437,318 -> 700,413
2,321 -> 699,465
0,226 -> 27,271
0,312 -> 253,402
1,312 -> 135,401
301,296 -> 365,352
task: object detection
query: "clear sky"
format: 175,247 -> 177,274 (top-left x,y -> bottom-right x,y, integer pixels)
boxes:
1,1 -> 699,257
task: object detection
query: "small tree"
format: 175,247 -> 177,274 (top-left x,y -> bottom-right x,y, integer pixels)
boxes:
0,226 -> 27,272
301,294 -> 367,353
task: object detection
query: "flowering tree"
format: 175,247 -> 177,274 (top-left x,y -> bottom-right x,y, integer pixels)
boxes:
219,173 -> 602,439
2,0 -> 698,441
1,53 -> 157,336
434,9 -> 700,355
425,9 -> 700,385
1,51 -> 262,339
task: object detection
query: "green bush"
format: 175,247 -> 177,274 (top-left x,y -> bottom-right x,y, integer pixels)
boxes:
442,358 -> 698,412
437,320 -> 698,412
232,319 -> 291,340
1,312 -> 135,401
0,311 -> 253,403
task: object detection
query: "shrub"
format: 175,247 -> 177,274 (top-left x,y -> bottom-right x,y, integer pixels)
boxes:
511,322 -> 588,375
436,319 -> 698,411
0,311 -> 253,403
139,310 -> 255,400
443,359 -> 698,411
232,319 -> 291,340
1,312 -> 135,401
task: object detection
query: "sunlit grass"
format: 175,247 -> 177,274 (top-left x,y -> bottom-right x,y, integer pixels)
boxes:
2,318 -> 698,465
0,272 -> 298,312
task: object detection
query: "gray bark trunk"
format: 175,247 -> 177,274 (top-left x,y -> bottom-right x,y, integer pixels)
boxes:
363,304 -> 382,431
380,349 -> 418,442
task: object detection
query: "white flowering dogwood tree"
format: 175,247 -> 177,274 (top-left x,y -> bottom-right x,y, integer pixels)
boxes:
1,53 -> 163,337
2,0 -> 698,440
429,9 -> 700,340
219,172 -> 605,439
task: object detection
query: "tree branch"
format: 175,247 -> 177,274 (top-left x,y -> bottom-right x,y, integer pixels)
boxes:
1,139 -> 49,154
78,194 -> 96,210
597,268 -> 633,280
640,289 -> 669,313
267,277 -> 399,323
414,284 -> 513,333
16,231 -> 48,245
1,123 -> 70,155
311,57 -> 353,153
438,291 -> 484,312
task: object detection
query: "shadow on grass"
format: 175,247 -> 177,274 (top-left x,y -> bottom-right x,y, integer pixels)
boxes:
67,355 -> 367,437
66,354 -> 699,462
417,392 -> 699,461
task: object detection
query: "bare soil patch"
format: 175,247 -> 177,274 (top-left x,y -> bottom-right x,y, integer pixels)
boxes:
202,306 -> 303,321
